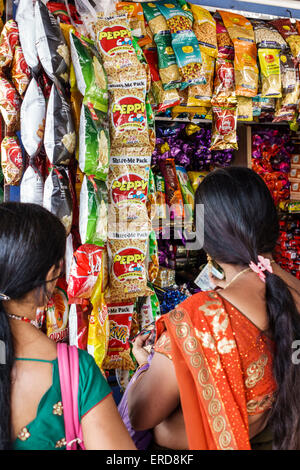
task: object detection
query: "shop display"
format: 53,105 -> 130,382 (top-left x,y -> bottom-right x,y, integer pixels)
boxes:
1,0 -> 299,397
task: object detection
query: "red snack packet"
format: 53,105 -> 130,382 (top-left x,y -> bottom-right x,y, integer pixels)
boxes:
1,135 -> 23,185
11,45 -> 30,96
46,278 -> 70,343
0,19 -> 19,71
211,105 -> 238,151
47,1 -> 82,25
0,77 -> 21,134
102,302 -> 135,370
69,302 -> 91,350
67,244 -> 108,303
159,158 -> 185,220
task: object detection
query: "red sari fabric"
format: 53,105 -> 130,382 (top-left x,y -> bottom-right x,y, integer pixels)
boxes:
155,291 -> 276,450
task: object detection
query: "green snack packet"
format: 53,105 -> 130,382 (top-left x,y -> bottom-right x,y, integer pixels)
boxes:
78,104 -> 110,181
70,31 -> 108,113
148,230 -> 159,283
139,282 -> 160,329
155,32 -> 181,90
79,175 -> 108,247
176,165 -> 195,223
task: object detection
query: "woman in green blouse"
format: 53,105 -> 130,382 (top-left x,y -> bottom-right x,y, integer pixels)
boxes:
0,202 -> 136,451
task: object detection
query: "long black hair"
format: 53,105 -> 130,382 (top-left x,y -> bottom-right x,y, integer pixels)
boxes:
195,167 -> 300,450
0,202 -> 66,450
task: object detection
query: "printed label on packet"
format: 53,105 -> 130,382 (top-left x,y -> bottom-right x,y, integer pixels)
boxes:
111,172 -> 149,206
111,95 -> 146,132
97,23 -> 134,57
112,247 -> 146,283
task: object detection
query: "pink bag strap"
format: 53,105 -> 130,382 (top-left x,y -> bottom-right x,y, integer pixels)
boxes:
57,343 -> 84,450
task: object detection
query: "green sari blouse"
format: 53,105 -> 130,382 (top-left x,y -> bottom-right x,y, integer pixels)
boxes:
13,349 -> 112,450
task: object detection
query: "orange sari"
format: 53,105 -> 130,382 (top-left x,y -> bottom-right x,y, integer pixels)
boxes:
155,291 -> 276,450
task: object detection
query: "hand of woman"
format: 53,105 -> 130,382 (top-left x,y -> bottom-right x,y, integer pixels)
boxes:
132,331 -> 151,366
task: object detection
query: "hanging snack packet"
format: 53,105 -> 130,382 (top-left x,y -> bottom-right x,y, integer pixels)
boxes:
233,40 -> 258,98
0,20 -> 19,72
46,278 -> 69,343
271,19 -> 300,62
35,0 -> 70,85
109,80 -> 149,150
11,45 -> 30,96
147,167 -> 156,221
215,16 -> 234,60
70,31 -> 108,113
219,11 -> 254,42
258,48 -> 281,98
106,231 -> 150,302
159,158 -> 185,221
212,57 -> 236,106
144,47 -> 180,112
108,163 -> 150,226
172,31 -> 204,89
154,32 -> 181,90
237,96 -> 253,121
219,11 -> 258,98
148,230 -> 159,284
116,2 -> 149,47
189,4 -> 217,59
79,175 -> 108,247
175,165 -> 195,222
67,243 -> 108,302
78,104 -> 110,181
154,173 -> 167,219
94,13 -> 147,85
44,83 -> 76,166
103,302 -> 135,370
211,105 -> 238,150
20,78 -> 45,158
156,1 -> 193,36
142,2 -> 168,36
69,303 -> 90,350
20,166 -> 44,205
16,0 -> 40,76
1,135 -> 23,185
187,52 -> 215,107
43,167 -> 73,236
88,293 -> 109,371
0,77 -> 21,134
252,20 -> 287,49
280,51 -> 297,96
138,284 -> 160,330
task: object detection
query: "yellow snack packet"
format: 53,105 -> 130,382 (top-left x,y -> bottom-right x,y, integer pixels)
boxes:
189,3 -> 217,59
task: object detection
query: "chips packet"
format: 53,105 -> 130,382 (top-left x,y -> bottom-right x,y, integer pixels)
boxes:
271,18 -> 300,62
138,284 -> 160,330
187,52 -> 215,107
79,175 -> 108,246
0,20 -> 19,72
11,45 -> 31,96
87,292 -> 109,371
106,229 -> 151,302
78,104 -> 110,181
43,166 -> 73,236
0,77 -> 21,134
108,79 -> 149,151
35,0 -> 70,85
154,31 -> 181,90
189,4 -> 217,59
219,10 -> 254,42
156,0 -> 193,36
252,19 -> 287,49
211,105 -> 238,150
258,48 -> 282,98
44,83 -> 76,166
20,165 -> 44,205
215,16 -> 234,60
212,57 -> 236,106
146,167 -> 157,221
187,170 -> 208,192
20,77 -> 46,158
69,302 -> 90,350
67,243 -> 108,302
46,278 -> 69,343
159,158 -> 185,220
147,230 -> 159,284
172,30 -> 204,90
16,0 -> 40,76
102,302 -> 135,370
142,2 -> 168,36
1,135 -> 23,185
94,13 -> 147,85
237,96 -> 253,121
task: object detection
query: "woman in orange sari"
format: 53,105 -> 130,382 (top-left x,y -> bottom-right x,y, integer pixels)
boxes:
127,167 -> 300,450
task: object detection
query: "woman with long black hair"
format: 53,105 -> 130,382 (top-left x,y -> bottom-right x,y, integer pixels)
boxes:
128,167 -> 300,450
0,202 -> 135,450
